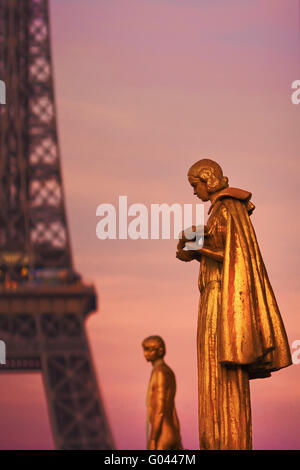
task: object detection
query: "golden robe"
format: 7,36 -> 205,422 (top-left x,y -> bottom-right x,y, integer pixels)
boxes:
197,187 -> 292,450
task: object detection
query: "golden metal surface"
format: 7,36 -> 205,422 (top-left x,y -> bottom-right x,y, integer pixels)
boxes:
142,336 -> 183,450
177,159 -> 292,450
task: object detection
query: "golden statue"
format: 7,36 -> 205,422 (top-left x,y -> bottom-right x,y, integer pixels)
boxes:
142,335 -> 183,450
176,159 -> 292,450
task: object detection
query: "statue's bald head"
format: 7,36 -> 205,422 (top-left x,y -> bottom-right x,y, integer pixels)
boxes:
188,159 -> 229,193
142,335 -> 166,358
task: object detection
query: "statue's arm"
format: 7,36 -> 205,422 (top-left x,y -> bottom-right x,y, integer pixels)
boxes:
173,406 -> 180,429
148,370 -> 167,449
197,247 -> 224,262
176,244 -> 224,263
172,407 -> 183,449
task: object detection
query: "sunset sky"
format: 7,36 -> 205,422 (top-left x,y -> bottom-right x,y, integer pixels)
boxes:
0,0 -> 300,450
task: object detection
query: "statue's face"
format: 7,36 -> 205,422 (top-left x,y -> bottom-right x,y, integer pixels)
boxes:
143,340 -> 163,362
188,175 -> 210,202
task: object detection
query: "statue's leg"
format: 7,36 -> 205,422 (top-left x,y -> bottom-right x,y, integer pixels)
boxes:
197,283 -> 221,450
156,421 -> 178,450
197,281 -> 252,450
219,364 -> 252,450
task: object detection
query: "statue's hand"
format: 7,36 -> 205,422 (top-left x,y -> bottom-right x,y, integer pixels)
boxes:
177,226 -> 198,252
178,226 -> 196,244
177,239 -> 186,251
176,249 -> 199,262
176,228 -> 201,262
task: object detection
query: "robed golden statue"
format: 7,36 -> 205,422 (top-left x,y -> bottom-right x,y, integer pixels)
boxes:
142,335 -> 183,450
176,159 -> 292,450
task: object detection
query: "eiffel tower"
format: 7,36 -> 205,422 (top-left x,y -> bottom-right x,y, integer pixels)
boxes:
0,0 -> 114,450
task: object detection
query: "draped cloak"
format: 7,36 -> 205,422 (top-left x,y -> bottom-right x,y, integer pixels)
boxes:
196,187 -> 292,449
210,188 -> 292,379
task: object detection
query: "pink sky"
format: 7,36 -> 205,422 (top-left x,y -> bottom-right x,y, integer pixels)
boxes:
0,0 -> 300,450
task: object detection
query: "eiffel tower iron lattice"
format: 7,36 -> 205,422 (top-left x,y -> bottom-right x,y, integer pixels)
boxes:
0,0 -> 114,450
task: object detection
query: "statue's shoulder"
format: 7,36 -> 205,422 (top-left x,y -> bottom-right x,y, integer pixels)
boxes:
209,187 -> 252,215
215,188 -> 255,216
154,362 -> 174,379
222,195 -> 255,216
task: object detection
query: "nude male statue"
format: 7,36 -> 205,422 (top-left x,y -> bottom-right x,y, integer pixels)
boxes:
142,335 -> 183,450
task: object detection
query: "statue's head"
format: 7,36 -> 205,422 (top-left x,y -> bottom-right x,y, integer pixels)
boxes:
187,159 -> 229,202
142,335 -> 166,362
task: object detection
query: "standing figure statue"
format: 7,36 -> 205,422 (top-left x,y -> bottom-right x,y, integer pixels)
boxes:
142,335 -> 183,450
176,159 -> 292,450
